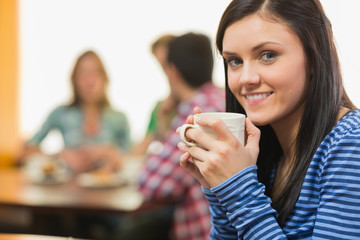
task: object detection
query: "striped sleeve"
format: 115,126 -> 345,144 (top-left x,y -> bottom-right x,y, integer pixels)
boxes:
201,111 -> 360,239
202,187 -> 237,239
210,166 -> 287,239
313,126 -> 360,239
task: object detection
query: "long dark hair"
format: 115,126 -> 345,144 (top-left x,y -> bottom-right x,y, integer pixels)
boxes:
216,0 -> 355,225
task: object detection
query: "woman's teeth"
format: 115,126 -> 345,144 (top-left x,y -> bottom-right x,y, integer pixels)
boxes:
246,93 -> 271,100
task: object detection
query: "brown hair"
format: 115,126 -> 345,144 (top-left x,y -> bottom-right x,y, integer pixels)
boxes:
68,50 -> 110,108
167,32 -> 214,88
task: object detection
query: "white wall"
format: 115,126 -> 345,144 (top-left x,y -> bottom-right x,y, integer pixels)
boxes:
19,0 -> 360,152
322,1 -> 360,103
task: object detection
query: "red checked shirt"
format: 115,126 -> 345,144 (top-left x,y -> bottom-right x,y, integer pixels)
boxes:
138,82 -> 225,240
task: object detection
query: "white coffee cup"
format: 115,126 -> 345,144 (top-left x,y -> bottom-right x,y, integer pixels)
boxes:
179,112 -> 245,147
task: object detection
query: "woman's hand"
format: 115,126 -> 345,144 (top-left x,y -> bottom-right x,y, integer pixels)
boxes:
177,107 -> 212,189
178,108 -> 261,188
60,145 -> 123,173
59,148 -> 90,173
81,144 -> 123,172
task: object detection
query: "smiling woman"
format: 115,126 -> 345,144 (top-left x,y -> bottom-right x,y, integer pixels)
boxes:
223,14 -> 308,127
177,0 -> 360,239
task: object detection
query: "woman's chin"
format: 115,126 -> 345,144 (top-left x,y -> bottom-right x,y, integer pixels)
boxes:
247,115 -> 270,127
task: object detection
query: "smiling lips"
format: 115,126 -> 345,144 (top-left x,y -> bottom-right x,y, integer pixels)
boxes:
244,92 -> 273,105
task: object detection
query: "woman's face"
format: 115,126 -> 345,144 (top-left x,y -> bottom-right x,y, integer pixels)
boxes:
223,14 -> 309,127
75,56 -> 106,104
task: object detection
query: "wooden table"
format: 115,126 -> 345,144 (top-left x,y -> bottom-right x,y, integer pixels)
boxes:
0,164 -> 143,214
0,158 -> 176,239
0,159 -> 145,238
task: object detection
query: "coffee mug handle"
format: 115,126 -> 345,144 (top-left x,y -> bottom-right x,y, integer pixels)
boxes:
179,124 -> 197,147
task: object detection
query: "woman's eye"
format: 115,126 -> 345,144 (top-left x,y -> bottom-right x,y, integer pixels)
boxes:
226,58 -> 243,67
260,51 -> 277,62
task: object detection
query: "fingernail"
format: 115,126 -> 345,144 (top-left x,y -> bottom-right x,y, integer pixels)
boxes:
178,141 -> 186,149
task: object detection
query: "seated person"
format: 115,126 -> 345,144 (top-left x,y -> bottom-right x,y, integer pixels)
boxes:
21,50 -> 130,173
131,34 -> 178,156
138,32 -> 225,240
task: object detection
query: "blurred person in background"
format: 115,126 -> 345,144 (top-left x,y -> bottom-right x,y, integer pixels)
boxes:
17,50 -> 131,240
20,50 -> 130,173
131,34 -> 179,156
135,32 -> 225,240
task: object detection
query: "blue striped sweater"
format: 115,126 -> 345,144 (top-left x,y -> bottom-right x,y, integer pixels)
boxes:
203,110 -> 360,239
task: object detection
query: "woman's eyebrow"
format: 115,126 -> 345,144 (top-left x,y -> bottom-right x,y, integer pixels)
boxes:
222,41 -> 282,56
252,41 -> 282,51
222,51 -> 237,56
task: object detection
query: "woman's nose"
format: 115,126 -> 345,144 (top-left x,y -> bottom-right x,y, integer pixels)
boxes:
239,62 -> 261,86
